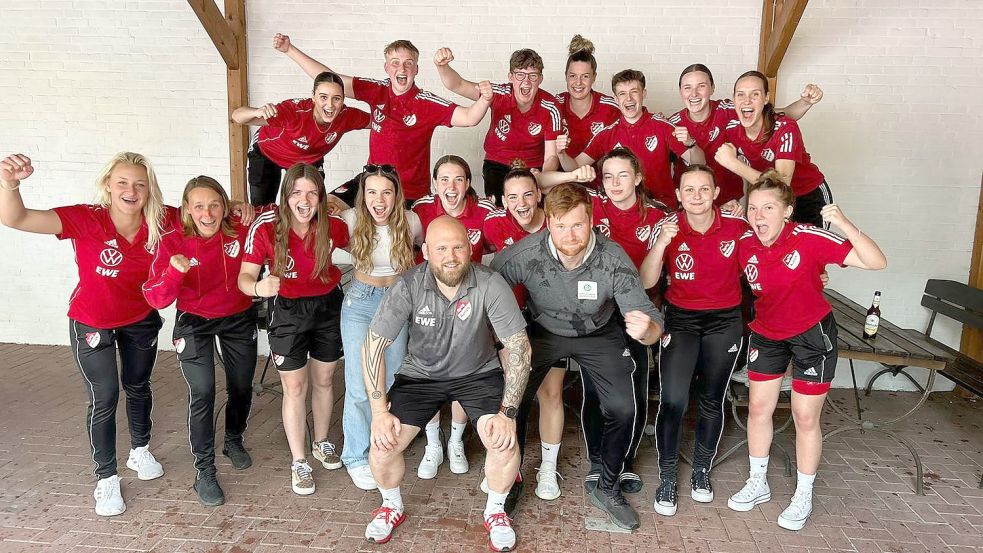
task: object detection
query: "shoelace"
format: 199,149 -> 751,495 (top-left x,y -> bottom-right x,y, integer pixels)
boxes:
94,479 -> 118,500
423,446 -> 441,462
535,466 -> 565,481
294,462 -> 313,479
371,506 -> 402,525
692,469 -> 712,492
485,512 -> 512,529
316,442 -> 337,456
133,448 -> 153,465
656,481 -> 677,503
447,442 -> 465,456
599,489 -> 631,507
787,491 -> 812,512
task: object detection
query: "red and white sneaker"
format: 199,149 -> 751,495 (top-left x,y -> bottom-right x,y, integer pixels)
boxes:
365,506 -> 406,544
483,511 -> 516,552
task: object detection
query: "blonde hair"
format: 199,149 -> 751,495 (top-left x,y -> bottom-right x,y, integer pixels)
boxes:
180,175 -> 236,238
274,164 -> 335,283
350,168 -> 415,274
93,152 -> 166,252
748,169 -> 795,209
566,35 -> 597,73
383,40 -> 419,61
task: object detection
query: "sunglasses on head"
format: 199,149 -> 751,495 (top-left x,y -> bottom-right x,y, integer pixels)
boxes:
364,164 -> 397,175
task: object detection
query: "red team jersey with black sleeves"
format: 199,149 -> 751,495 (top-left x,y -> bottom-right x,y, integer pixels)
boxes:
583,109 -> 689,209
724,115 -> 825,197
483,84 -> 564,168
142,218 -> 256,319
653,207 -> 750,311
412,195 -> 495,262
352,77 -> 457,200
739,223 -> 853,340
242,211 -> 350,299
556,91 -> 621,158
254,98 -> 370,168
590,190 -> 666,269
54,204 -> 178,329
668,99 -> 744,206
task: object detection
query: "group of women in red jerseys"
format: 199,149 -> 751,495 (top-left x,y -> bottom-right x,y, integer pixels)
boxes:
0,32 -> 887,536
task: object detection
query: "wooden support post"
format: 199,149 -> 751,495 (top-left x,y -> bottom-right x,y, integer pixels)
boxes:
757,0 -> 809,103
188,0 -> 248,201
961,172 -> 983,364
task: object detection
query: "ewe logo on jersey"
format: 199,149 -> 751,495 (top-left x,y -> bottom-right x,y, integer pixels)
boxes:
495,115 -> 512,141
528,123 -> 542,136
674,253 -> 695,280
173,338 -> 186,354
719,240 -> 735,258
97,248 -> 123,277
415,303 -> 436,327
644,135 -> 659,152
660,333 -> 671,348
403,114 -> 417,127
292,137 -> 310,151
224,241 -> 240,258
635,225 -> 651,243
783,250 -> 800,270
467,229 -> 482,245
596,223 -> 610,237
284,255 -> 297,278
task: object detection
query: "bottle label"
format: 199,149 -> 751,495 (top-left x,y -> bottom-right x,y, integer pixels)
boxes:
864,315 -> 879,335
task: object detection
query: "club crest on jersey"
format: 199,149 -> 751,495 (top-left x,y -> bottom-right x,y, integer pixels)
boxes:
456,299 -> 472,321
403,114 -> 417,126
528,123 -> 542,136
467,229 -> 481,245
495,115 -> 512,141
224,241 -> 240,258
644,135 -> 659,152
635,225 -> 651,243
783,250 -> 800,270
272,354 -> 285,367
719,240 -> 735,258
590,121 -> 605,136
99,248 -> 123,267
85,332 -> 101,348
324,132 -> 338,144
675,253 -> 694,272
709,127 -> 720,142
660,333 -> 671,348
748,347 -> 759,362
761,148 -> 775,162
173,338 -> 186,354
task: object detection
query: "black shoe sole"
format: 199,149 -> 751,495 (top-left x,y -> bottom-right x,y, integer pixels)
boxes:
504,480 -> 524,519
194,482 -> 226,506
620,479 -> 643,494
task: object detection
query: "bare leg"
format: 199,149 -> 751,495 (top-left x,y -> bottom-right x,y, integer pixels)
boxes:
308,359 -> 338,442
278,366 -> 310,460
747,378 -> 783,458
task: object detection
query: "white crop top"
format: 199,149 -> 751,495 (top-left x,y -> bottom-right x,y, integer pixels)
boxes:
340,209 -> 424,277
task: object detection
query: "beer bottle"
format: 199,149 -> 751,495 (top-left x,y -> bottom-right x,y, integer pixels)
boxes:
863,291 -> 881,340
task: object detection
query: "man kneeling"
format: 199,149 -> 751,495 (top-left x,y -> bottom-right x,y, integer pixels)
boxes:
361,216 -> 531,551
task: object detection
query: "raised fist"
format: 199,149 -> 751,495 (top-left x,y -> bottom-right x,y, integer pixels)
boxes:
170,254 -> 192,273
673,126 -> 694,147
800,84 -> 823,105
433,47 -> 454,66
0,154 -> 34,184
555,134 -> 570,153
256,275 -> 281,297
272,33 -> 291,53
654,221 -> 679,249
476,80 -> 493,101
570,164 -> 596,183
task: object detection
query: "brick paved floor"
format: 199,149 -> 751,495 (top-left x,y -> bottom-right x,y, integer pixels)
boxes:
0,342 -> 980,552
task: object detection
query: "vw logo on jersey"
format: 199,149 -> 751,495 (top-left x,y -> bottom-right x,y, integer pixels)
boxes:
403,114 -> 417,126
590,121 -> 604,136
497,117 -> 511,136
761,148 -> 775,162
783,250 -> 801,270
675,253 -> 694,272
224,241 -> 240,258
467,229 -> 481,245
528,123 -> 542,136
635,225 -> 651,243
719,240 -> 735,258
324,132 -> 338,144
99,248 -> 123,267
373,108 -> 386,123
285,255 -> 295,272
709,127 -> 720,142
660,333 -> 671,348
744,264 -> 759,282
644,135 -> 659,152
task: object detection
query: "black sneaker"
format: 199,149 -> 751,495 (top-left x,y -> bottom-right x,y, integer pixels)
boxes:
653,480 -> 678,516
194,473 -> 225,506
619,472 -> 643,494
589,487 -> 640,530
504,473 -> 524,519
583,472 -> 600,494
690,468 -> 713,503
223,440 -> 252,470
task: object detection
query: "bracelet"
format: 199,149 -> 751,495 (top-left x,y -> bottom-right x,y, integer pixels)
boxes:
253,281 -> 259,297
0,181 -> 20,191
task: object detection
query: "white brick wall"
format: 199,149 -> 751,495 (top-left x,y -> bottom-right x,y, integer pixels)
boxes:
1,0 -> 981,391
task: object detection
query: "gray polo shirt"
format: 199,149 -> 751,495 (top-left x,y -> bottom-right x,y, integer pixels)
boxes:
369,262 -> 526,380
490,229 -> 663,337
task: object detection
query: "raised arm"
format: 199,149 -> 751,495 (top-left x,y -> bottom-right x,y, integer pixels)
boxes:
450,80 -> 493,127
822,204 -> 887,270
780,84 -> 823,120
273,33 -> 354,97
237,261 -> 280,298
639,220 -> 678,289
433,47 -> 481,101
714,143 -> 797,185
535,164 -> 595,194
0,154 -> 63,235
231,103 -> 279,127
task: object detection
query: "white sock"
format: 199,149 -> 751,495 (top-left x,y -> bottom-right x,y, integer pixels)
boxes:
450,421 -> 467,443
541,442 -> 560,466
484,490 -> 508,518
425,420 -> 440,447
749,455 -> 769,476
379,486 -> 403,511
796,470 -> 816,494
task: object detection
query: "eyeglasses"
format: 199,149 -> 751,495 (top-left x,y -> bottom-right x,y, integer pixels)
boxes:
364,164 -> 397,175
511,71 -> 542,83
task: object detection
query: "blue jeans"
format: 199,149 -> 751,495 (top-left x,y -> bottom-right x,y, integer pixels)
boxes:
340,279 -> 408,468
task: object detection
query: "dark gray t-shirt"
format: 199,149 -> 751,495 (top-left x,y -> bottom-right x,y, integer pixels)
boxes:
370,262 -> 526,380
490,229 -> 663,337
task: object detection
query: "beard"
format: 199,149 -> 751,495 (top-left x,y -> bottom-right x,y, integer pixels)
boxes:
554,240 -> 587,258
432,260 -> 469,287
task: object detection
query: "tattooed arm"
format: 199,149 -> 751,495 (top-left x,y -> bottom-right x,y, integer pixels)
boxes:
361,329 -> 401,450
485,329 -> 531,452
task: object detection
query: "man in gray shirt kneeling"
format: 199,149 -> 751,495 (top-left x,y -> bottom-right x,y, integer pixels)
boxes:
362,216 -> 531,552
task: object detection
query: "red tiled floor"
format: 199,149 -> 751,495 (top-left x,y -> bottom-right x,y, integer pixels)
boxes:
0,343 -> 981,552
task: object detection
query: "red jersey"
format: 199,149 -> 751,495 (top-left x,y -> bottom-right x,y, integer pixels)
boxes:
483,84 -> 564,168
739,222 -> 853,340
353,77 -> 457,201
483,209 -> 544,251
242,210 -> 350,299
668,99 -> 743,205
584,109 -> 689,209
54,204 -> 178,329
142,220 -> 254,319
724,115 -> 825,197
255,98 -> 370,168
654,207 -> 750,311
412,194 -> 495,262
590,190 -> 666,269
556,91 -> 620,158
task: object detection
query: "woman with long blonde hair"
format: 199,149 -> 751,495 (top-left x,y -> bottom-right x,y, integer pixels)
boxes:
239,163 -> 350,496
0,152 -> 173,517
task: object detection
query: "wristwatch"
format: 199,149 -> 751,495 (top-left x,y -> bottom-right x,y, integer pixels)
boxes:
499,405 -> 518,419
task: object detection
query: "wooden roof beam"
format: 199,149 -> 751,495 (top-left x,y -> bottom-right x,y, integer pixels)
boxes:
757,0 -> 809,101
187,0 -> 239,69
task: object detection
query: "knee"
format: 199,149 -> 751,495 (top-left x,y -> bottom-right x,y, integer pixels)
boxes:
536,383 -> 562,407
747,398 -> 776,421
369,446 -> 400,466
487,444 -> 519,465
281,379 -> 308,398
93,386 -> 121,409
605,399 -> 635,423
791,406 -> 821,429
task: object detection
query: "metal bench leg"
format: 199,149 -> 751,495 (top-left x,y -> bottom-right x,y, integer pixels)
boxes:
823,425 -> 924,495
864,365 -> 924,396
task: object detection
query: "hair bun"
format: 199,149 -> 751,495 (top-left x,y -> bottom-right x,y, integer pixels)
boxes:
509,159 -> 529,170
568,34 -> 595,56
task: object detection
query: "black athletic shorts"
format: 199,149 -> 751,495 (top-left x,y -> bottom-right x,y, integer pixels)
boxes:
267,287 -> 344,371
791,181 -> 833,229
389,368 -> 504,428
747,311 -> 838,384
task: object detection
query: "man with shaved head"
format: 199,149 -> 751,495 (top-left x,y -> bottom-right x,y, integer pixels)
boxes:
359,216 -> 531,551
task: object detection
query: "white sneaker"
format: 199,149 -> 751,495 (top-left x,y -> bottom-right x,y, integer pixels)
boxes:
484,511 -> 517,551
727,474 -> 771,511
417,444 -> 443,479
365,506 -> 406,544
93,475 -> 125,516
447,440 -> 469,474
535,462 -> 562,501
126,446 -> 164,480
291,459 -> 316,495
347,464 -> 378,491
777,489 -> 813,531
479,476 -> 489,494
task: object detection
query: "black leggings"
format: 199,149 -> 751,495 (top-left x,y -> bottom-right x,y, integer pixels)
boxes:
174,308 -> 258,477
70,311 -> 163,479
247,139 -> 324,206
791,181 -> 833,229
655,304 -> 744,480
